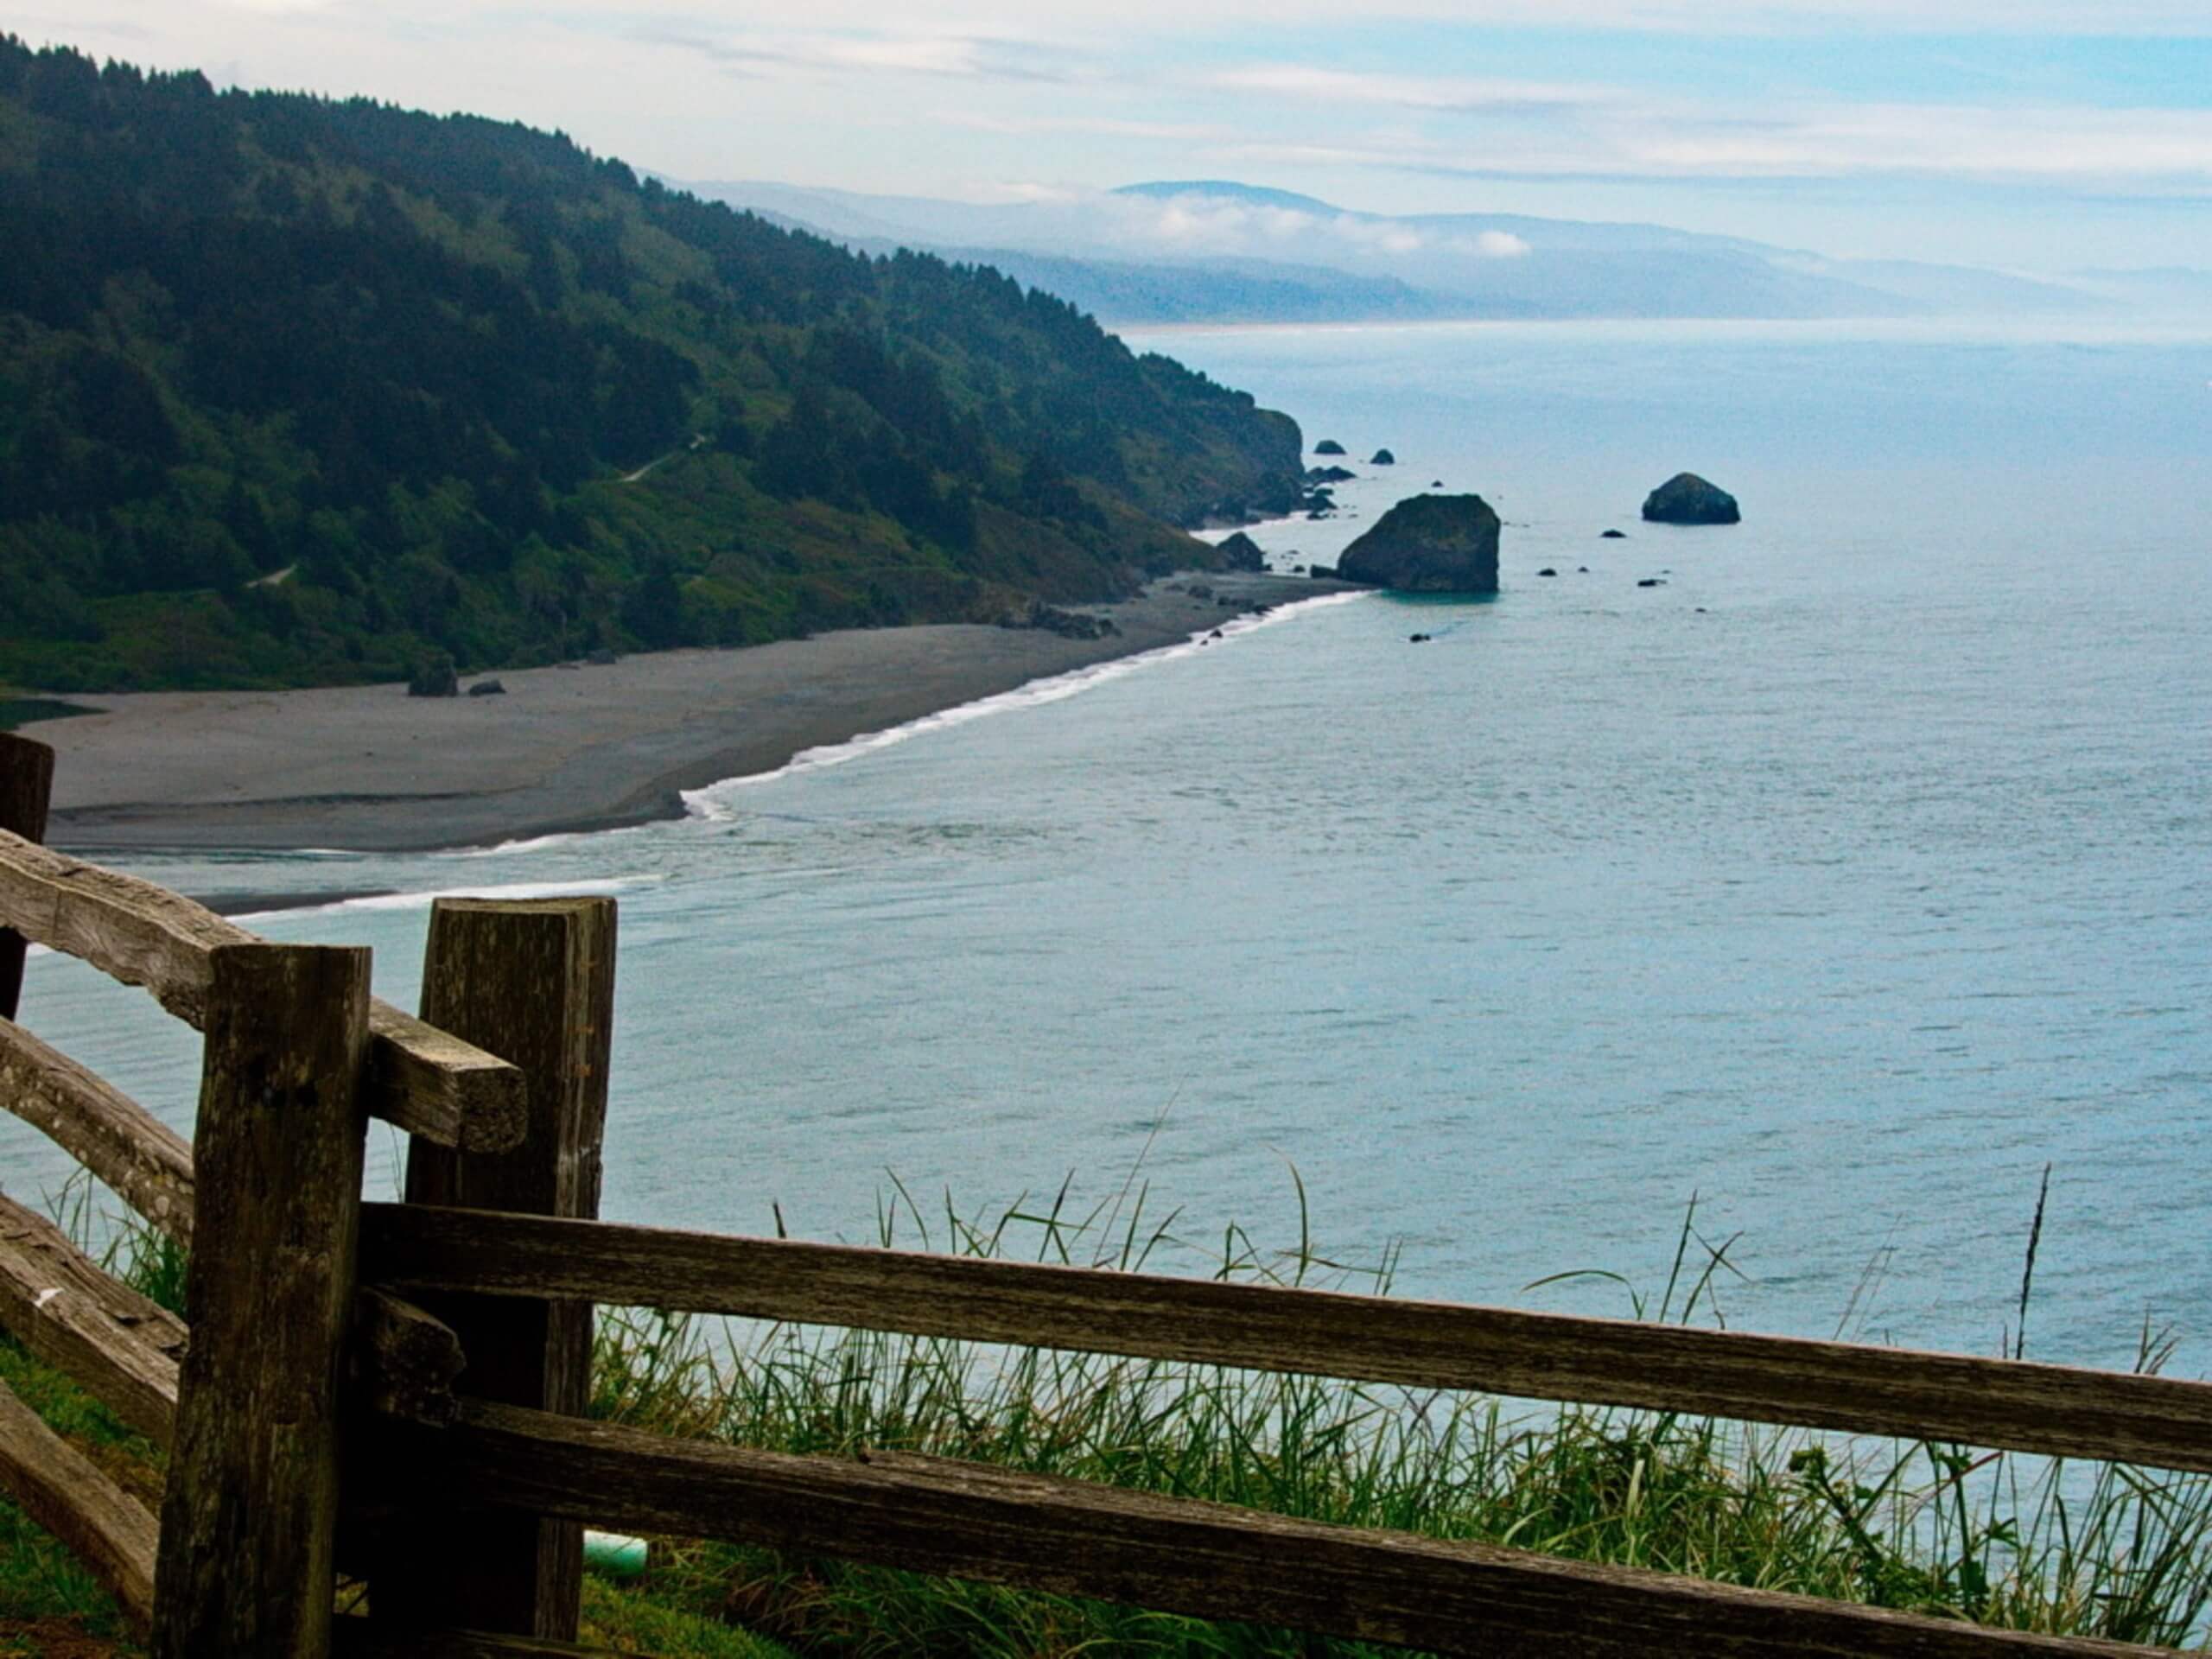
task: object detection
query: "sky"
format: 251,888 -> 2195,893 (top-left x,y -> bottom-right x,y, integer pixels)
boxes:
22,2 -> 2212,269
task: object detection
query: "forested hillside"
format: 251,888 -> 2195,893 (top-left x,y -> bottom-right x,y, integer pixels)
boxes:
0,38 -> 1304,690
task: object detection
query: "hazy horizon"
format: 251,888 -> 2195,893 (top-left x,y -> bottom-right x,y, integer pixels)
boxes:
28,2 -> 2212,275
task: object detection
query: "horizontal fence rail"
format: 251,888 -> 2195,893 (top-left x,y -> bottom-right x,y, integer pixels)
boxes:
0,1193 -> 183,1444
0,1015 -> 194,1243
363,1204 -> 2212,1475
0,1374 -> 156,1633
333,1620 -> 645,1657
0,829 -> 524,1150
365,1398 -> 2181,1659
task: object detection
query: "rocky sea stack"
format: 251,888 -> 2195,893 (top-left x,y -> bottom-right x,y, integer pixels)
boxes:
1642,474 -> 1741,525
1337,494 -> 1500,594
1216,531 -> 1267,572
1314,439 -> 1347,456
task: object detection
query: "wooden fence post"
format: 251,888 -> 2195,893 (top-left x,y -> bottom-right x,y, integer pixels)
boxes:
372,896 -> 616,1643
152,942 -> 372,1659
0,733 -> 55,1021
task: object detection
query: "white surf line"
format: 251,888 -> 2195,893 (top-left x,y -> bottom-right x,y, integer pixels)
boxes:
223,874 -> 662,926
683,589 -> 1369,821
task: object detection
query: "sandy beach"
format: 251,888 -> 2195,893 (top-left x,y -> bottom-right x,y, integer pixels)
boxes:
29,573 -> 1345,855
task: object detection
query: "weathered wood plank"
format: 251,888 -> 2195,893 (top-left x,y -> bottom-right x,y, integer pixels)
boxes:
0,1373 -> 158,1634
334,1621 -> 637,1656
380,1398 -> 2177,1659
0,1195 -> 182,1444
0,734 -> 54,1022
350,1285 -> 466,1429
361,1205 -> 2212,1475
0,1193 -> 188,1358
0,1016 -> 195,1244
375,898 -> 617,1644
0,1205 -> 461,1448
367,1000 -> 530,1153
0,829 -> 524,1150
154,942 -> 372,1659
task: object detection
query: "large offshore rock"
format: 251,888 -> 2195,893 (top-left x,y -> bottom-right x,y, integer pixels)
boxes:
1337,494 -> 1500,594
1642,473 -> 1741,525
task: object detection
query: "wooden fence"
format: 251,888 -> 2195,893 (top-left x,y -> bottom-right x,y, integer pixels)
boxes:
0,724 -> 2205,1656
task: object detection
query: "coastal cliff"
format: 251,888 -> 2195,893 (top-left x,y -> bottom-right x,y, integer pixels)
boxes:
0,37 -> 1304,692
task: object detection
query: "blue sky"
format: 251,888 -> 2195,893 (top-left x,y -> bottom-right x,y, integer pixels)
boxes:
33,2 -> 2212,268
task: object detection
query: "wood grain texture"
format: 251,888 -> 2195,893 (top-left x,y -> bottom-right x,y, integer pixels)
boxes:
375,898 -> 617,1643
0,1194 -> 188,1357
385,1399 -> 2177,1659
361,1205 -> 2212,1475
0,1016 -> 195,1243
0,1047 -> 461,1434
349,1286 -> 466,1429
0,829 -> 524,1149
153,943 -> 372,1659
334,1621 -> 636,1656
0,734 -> 54,1023
0,1372 -> 158,1634
0,1194 -> 183,1444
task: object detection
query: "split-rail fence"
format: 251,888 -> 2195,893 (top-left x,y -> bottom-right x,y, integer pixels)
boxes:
0,727 -> 2205,1656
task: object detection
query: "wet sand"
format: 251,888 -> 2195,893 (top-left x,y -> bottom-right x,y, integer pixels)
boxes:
35,574 -> 1345,854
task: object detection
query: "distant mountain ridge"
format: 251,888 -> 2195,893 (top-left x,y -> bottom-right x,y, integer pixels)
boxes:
689,178 -> 2140,327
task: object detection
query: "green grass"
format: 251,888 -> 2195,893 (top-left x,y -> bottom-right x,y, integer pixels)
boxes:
3,1185 -> 2209,1656
578,1184 -> 2212,1656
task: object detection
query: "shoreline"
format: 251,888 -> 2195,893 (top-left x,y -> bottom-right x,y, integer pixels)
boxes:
33,572 -> 1354,856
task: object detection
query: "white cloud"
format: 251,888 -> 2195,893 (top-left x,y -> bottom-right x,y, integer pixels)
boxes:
1210,65 -> 1621,115
1209,93 -> 2212,193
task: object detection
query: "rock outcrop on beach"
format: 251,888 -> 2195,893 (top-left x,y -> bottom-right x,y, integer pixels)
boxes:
1642,474 -> 1741,525
408,654 -> 459,697
1216,531 -> 1267,572
1306,465 -> 1357,484
1336,494 -> 1500,594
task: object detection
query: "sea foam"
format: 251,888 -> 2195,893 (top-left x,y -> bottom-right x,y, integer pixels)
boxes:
681,591 -> 1366,821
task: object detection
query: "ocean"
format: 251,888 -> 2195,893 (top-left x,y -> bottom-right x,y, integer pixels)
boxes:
12,318 -> 2211,1373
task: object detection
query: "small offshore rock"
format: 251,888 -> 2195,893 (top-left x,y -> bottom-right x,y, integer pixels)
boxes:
1641,474 -> 1741,525
1370,448 -> 1396,466
1306,466 -> 1357,484
1408,632 -> 1432,644
1637,577 -> 1663,588
1336,493 -> 1500,594
1602,529 -> 1627,539
467,678 -> 506,697
1314,439 -> 1347,456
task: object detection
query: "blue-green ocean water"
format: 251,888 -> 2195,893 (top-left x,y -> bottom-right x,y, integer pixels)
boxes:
12,320 -> 2212,1371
